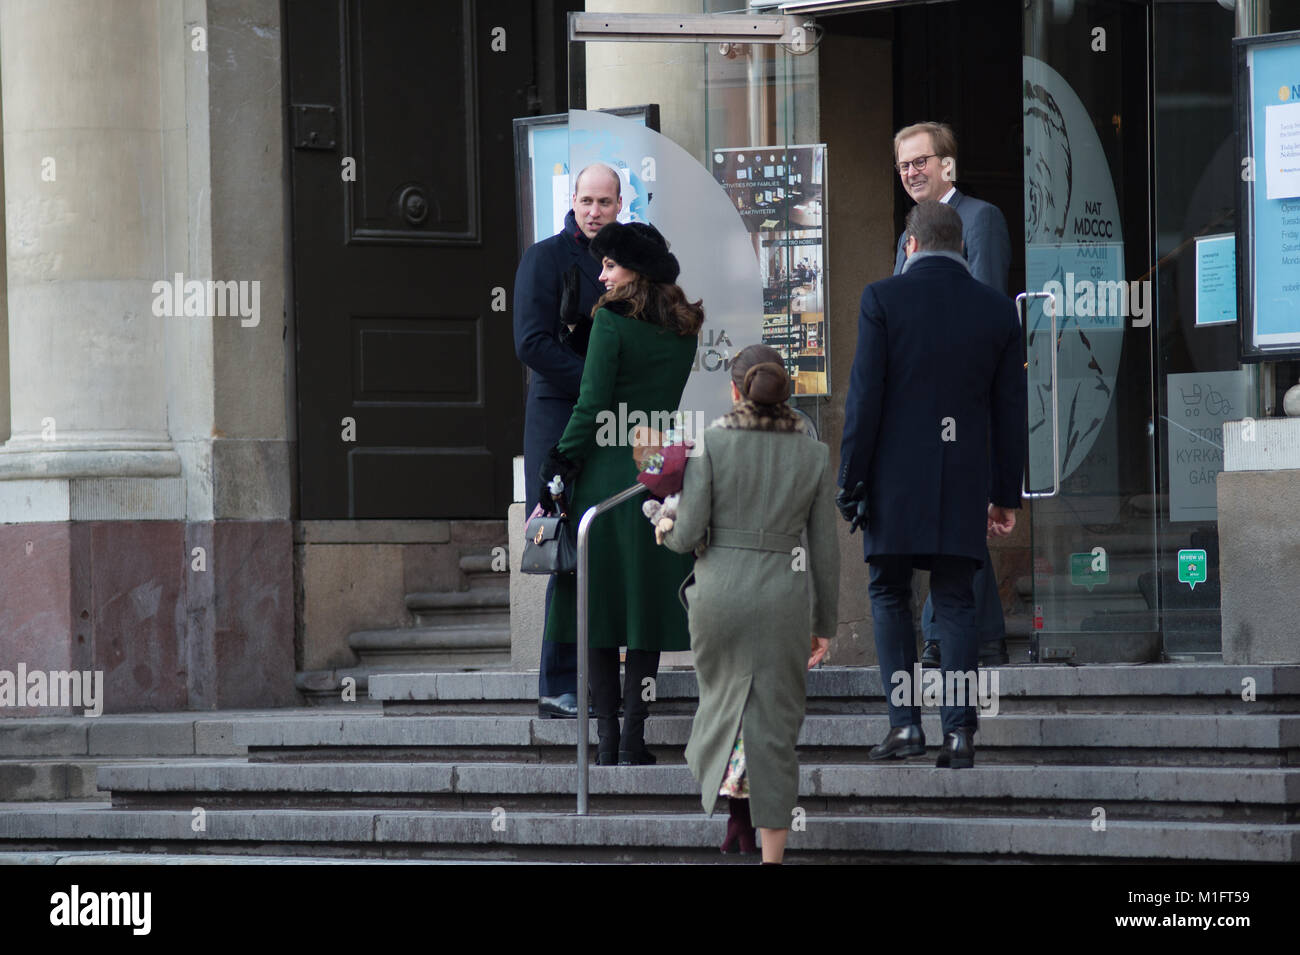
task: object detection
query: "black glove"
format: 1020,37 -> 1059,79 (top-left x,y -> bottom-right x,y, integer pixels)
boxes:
538,446 -> 581,514
557,265 -> 592,356
558,315 -> 593,357
835,482 -> 869,535
559,265 -> 581,326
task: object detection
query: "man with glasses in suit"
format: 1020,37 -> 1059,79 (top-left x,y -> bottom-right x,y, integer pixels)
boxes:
890,121 -> 1015,676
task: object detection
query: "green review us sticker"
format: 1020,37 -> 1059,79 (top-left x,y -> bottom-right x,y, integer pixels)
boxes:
1178,549 -> 1208,589
1069,550 -> 1109,591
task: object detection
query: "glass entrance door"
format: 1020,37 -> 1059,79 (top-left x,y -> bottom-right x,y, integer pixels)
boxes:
553,10 -> 820,670
1022,0 -> 1160,661
562,11 -> 822,423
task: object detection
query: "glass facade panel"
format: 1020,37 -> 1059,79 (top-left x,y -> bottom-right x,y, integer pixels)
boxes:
1023,0 -> 1160,661
569,27 -> 821,426
1152,1 -> 1255,658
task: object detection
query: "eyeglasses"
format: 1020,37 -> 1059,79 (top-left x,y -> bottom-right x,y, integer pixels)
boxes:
895,154 -> 936,175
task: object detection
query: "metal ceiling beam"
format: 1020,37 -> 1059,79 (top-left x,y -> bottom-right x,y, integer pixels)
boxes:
568,12 -> 802,44
774,0 -> 954,14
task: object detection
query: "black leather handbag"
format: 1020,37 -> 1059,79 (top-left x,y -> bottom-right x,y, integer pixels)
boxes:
521,512 -> 577,575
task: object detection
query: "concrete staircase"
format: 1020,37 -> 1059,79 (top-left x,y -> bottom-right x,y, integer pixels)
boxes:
0,707 -> 378,802
297,553 -> 511,703
1,665 -> 1297,863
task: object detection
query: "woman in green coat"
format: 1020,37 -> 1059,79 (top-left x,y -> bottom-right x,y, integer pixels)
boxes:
539,221 -> 701,766
661,345 -> 839,863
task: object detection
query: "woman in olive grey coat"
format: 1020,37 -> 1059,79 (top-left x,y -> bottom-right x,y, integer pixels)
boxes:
661,345 -> 839,864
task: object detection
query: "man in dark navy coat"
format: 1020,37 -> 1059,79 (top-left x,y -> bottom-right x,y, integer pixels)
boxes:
513,164 -> 621,718
891,120 -> 1015,669
838,200 -> 1026,767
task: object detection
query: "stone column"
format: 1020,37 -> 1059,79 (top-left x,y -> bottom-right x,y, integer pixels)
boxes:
0,0 -> 296,714
0,0 -> 181,515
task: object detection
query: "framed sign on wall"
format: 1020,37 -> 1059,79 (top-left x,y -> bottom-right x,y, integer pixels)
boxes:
1234,29 -> 1300,360
711,144 -> 830,396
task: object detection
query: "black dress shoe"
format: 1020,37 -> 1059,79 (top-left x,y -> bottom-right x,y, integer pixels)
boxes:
920,640 -> 941,668
869,724 -> 926,760
978,639 -> 1009,667
538,692 -> 579,719
935,728 -> 975,768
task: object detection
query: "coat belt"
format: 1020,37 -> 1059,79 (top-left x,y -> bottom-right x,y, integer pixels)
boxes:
705,527 -> 800,553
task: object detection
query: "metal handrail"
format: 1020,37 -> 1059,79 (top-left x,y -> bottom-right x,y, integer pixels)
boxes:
574,482 -> 648,815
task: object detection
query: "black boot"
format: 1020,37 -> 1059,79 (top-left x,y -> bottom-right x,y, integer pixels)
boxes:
596,718 -> 620,765
589,648 -> 621,765
618,649 -> 660,765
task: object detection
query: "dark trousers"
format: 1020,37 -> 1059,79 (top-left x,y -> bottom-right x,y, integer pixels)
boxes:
526,390 -> 579,700
588,647 -> 661,720
538,575 -> 577,698
869,554 -> 980,735
921,543 -> 1004,645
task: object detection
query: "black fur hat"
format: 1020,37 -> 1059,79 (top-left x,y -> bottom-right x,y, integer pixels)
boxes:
589,221 -> 680,284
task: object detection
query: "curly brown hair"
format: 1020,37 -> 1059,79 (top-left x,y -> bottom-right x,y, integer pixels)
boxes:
594,273 -> 704,336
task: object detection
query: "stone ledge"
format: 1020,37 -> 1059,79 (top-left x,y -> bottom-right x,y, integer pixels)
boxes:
0,708 -> 372,758
0,851 -> 457,865
230,713 -> 1300,750
0,807 -> 1290,861
1224,417 -> 1300,471
0,448 -> 182,481
294,521 -> 452,544
95,760 -> 1300,804
0,475 -> 190,523
369,665 -> 1300,703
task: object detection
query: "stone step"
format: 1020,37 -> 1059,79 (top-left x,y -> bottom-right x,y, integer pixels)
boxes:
348,626 -> 511,668
458,553 -> 509,591
406,590 -> 511,610
95,760 -> 1300,823
369,665 -> 1300,715
404,589 -> 510,629
231,713 -> 1300,767
0,850 -> 517,865
0,756 -> 225,803
295,666 -> 513,706
0,804 -> 1288,862
0,709 -> 359,801
0,709 -> 324,760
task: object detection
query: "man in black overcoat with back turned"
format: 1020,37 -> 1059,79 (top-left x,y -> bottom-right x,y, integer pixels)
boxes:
513,163 -> 622,718
891,120 -> 1015,669
837,200 -> 1026,767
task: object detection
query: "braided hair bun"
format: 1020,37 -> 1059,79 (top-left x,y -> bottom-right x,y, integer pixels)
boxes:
731,343 -> 791,406
742,362 -> 791,405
